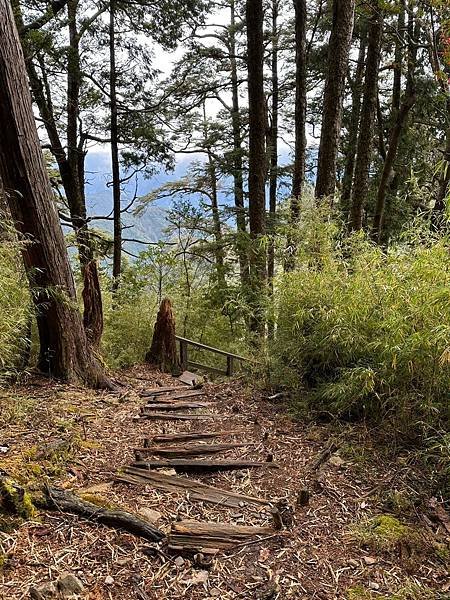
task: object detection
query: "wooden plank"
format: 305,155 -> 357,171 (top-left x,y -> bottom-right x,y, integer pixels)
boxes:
178,371 -> 199,386
140,390 -> 206,400
168,520 -> 273,551
138,412 -> 226,421
145,430 -> 246,445
132,459 -> 279,473
142,402 -> 212,411
116,467 -> 270,508
134,442 -> 250,457
140,386 -> 187,395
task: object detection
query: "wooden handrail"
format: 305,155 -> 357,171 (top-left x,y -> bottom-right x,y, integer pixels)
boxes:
175,335 -> 249,376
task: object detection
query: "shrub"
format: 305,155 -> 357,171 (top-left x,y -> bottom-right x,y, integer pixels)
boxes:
271,220 -> 450,433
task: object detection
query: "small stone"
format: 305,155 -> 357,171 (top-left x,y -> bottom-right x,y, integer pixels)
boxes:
29,583 -> 58,600
348,559 -> 359,567
57,573 -> 84,597
138,507 -> 162,523
105,576 -> 114,585
174,556 -> 185,567
368,582 -> 380,590
363,556 -> 377,565
329,454 -> 345,467
210,589 -> 221,598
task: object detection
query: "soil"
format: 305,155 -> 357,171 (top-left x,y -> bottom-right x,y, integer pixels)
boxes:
0,365 -> 448,599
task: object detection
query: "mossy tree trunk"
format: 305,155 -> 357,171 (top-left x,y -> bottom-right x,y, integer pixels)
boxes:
146,298 -> 180,373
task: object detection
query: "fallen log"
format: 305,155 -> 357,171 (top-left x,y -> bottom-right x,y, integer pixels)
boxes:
131,459 -> 279,473
116,467 -> 270,508
142,402 -> 212,411
138,412 -> 227,421
168,520 -> 274,552
140,386 -> 187,395
44,486 -> 164,542
308,441 -> 339,473
134,442 -> 250,458
145,430 -> 245,445
0,475 -> 164,542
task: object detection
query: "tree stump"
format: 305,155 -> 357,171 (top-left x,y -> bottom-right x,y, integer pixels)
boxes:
146,298 -> 180,373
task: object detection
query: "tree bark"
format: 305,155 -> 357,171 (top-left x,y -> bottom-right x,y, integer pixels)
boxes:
110,0 -> 122,291
82,260 -> 104,348
267,0 -> 279,296
0,0 -> 110,387
315,0 -> 356,199
349,1 -> 383,231
340,25 -> 367,214
229,0 -> 250,287
246,0 -> 267,334
146,298 -> 180,373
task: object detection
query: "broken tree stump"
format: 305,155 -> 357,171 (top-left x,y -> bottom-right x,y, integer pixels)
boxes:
167,520 -> 274,553
134,442 -> 250,458
131,458 -> 279,473
145,298 -> 180,373
116,467 -> 270,508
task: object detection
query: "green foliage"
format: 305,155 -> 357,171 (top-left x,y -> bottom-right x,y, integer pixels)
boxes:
0,233 -> 32,381
271,214 -> 450,433
352,515 -> 421,553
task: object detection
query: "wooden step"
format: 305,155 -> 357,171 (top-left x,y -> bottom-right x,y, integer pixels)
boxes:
142,402 -> 211,411
116,467 -> 270,508
141,390 -> 206,400
138,412 -> 227,421
144,430 -> 246,445
135,442 -> 250,458
168,520 -> 274,553
132,459 -> 279,473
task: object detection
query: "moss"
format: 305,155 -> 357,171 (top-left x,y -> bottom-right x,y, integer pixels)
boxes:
79,493 -> 116,510
0,477 -> 36,520
346,584 -> 437,600
346,586 -> 373,600
0,550 -> 7,571
382,490 -> 416,515
433,542 -> 450,565
353,515 -> 422,554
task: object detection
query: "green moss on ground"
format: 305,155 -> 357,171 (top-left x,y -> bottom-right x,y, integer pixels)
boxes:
353,515 -> 423,554
0,477 -> 36,520
346,583 -> 437,600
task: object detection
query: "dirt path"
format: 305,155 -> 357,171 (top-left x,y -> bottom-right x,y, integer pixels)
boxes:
0,366 -> 448,599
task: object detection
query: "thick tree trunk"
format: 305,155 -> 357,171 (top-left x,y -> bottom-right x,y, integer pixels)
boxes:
0,0 -> 110,387
229,0 -> 249,288
340,25 -> 367,215
110,0 -> 122,291
285,0 -> 307,273
246,0 -> 267,335
315,0 -> 356,199
349,1 -> 383,231
146,298 -> 180,373
82,260 -> 104,348
267,0 -> 279,291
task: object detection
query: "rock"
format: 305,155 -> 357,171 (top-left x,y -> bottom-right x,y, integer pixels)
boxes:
57,572 -> 84,597
348,559 -> 359,568
174,556 -> 185,567
29,582 -> 58,600
138,507 -> 162,523
363,556 -> 377,565
210,589 -> 221,598
80,482 -> 114,495
368,582 -> 380,591
105,576 -> 114,585
329,454 -> 345,468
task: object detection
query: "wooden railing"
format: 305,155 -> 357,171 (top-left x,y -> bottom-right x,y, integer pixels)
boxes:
175,335 -> 249,376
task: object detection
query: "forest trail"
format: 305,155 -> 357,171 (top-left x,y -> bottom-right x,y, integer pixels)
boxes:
0,367 -> 448,599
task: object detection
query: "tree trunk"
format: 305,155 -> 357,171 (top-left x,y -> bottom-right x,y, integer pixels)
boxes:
82,260 -> 104,348
110,0 -> 122,291
267,0 -> 279,292
285,0 -> 307,273
146,298 -> 180,373
315,0 -> 356,199
392,0 -> 406,118
349,1 -> 383,231
230,0 -> 250,287
0,0 -> 110,387
340,25 -> 367,215
246,0 -> 267,335
432,97 -> 450,229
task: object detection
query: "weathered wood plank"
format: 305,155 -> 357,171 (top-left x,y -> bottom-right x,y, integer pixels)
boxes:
145,430 -> 245,445
141,390 -> 206,400
116,467 -> 270,508
135,442 -> 249,457
132,459 -> 279,473
142,401 -> 211,411
168,520 -> 273,551
138,412 -> 226,421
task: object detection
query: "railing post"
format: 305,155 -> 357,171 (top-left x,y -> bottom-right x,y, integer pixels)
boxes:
226,355 -> 234,377
180,339 -> 188,371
